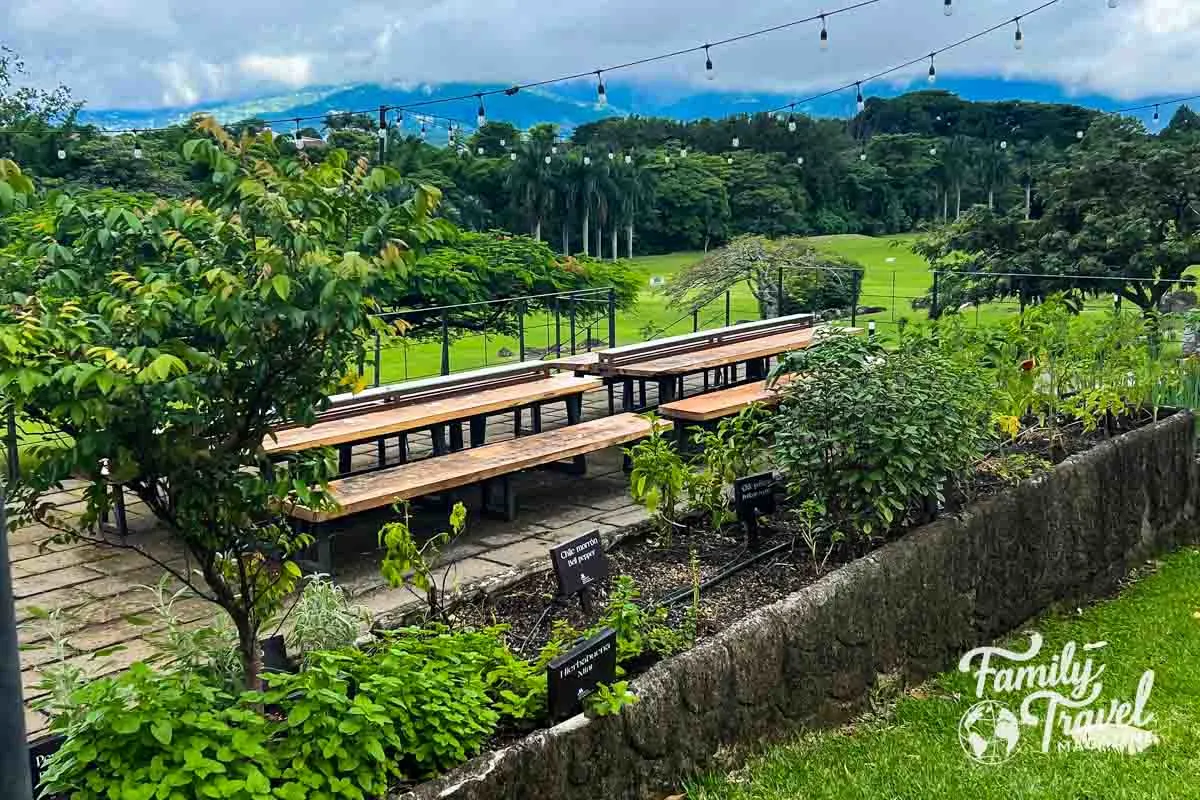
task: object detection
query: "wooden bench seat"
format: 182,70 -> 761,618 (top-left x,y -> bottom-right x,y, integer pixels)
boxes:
288,413 -> 666,571
658,375 -> 797,441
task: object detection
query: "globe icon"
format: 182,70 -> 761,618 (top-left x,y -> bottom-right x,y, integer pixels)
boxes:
958,700 -> 1020,764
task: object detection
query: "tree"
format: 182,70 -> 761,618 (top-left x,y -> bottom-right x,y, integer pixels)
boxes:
0,122 -> 452,687
914,118 -> 1200,314
506,140 -> 554,241
613,158 -> 655,258
664,235 -> 858,318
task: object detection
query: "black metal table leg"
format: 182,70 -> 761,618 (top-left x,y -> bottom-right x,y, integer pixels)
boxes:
469,416 -> 487,448
377,438 -> 387,467
566,394 -> 583,425
431,424 -> 448,456
622,380 -> 633,412
337,444 -> 353,474
607,382 -> 615,416
531,405 -> 543,433
639,381 -> 647,408
397,433 -> 409,464
449,422 -> 465,452
746,357 -> 768,381
514,409 -> 523,437
657,377 -> 678,404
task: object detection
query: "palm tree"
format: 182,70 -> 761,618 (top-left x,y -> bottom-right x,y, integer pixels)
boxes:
578,156 -> 605,257
613,158 -> 655,258
506,141 -> 554,241
977,142 -> 1011,211
944,135 -> 972,220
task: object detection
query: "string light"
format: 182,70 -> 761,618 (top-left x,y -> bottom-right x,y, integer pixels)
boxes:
499,138 -> 506,146
1153,105 -> 1161,126
477,146 -> 485,155
820,14 -> 829,50
57,146 -> 66,160
1014,18 -> 1024,49
856,82 -> 865,114
476,94 -> 486,127
609,150 -> 616,160
1076,129 -> 1085,139
624,154 -> 632,164
294,119 -> 305,150
680,147 -> 688,157
665,154 -> 672,163
544,154 -> 552,164
705,45 -> 715,81
927,54 -> 937,84
860,151 -> 868,161
788,106 -> 797,132
1000,140 -> 1008,149
583,155 -> 592,165
732,136 -> 740,148
930,145 -> 938,155
596,72 -> 607,107
727,156 -> 734,164
944,0 -> 953,16
510,152 -> 517,161
132,132 -> 143,160
796,156 -> 804,165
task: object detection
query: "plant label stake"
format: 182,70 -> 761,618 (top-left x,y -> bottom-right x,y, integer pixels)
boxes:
734,472 -> 777,550
547,627 -> 617,721
28,734 -> 66,800
550,529 -> 609,614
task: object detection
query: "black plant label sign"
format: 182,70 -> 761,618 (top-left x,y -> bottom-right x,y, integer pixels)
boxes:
29,733 -> 66,800
547,627 -> 617,721
550,529 -> 609,599
734,472 -> 777,548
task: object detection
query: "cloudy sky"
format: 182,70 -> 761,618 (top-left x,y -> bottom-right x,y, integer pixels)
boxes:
2,0 -> 1197,110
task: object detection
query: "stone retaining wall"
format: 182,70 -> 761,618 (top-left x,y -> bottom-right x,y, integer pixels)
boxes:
401,411 -> 1197,800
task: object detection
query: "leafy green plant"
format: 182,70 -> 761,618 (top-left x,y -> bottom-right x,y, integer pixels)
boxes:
791,499 -> 844,576
379,501 -> 468,620
40,665 -> 278,800
773,332 -> 992,540
626,414 -> 687,535
286,574 -> 370,666
23,607 -> 98,730
688,404 -> 773,528
136,576 -> 242,688
584,680 -> 639,718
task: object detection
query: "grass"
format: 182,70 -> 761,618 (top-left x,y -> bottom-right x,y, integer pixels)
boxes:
689,547 -> 1200,800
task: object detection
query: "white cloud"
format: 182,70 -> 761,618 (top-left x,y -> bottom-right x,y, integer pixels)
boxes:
0,0 -> 1196,109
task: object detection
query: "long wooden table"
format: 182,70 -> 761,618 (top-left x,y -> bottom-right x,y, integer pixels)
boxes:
266,374 -> 601,472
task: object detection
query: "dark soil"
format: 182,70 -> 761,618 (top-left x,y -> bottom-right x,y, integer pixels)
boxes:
452,413 -> 1164,657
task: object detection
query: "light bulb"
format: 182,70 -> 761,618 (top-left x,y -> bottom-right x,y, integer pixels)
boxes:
378,127 -> 388,140
928,55 -> 937,84
796,156 -> 804,165
819,15 -> 829,51
930,147 -> 938,156
477,147 -> 484,155
1014,20 -> 1024,50
609,151 -> 615,160
705,46 -> 715,80
1000,140 -> 1008,150
726,157 -> 733,164
944,0 -> 953,16
584,155 -> 591,165
476,94 -> 486,128
510,152 -> 517,161
788,120 -> 797,132
500,138 -> 506,146
1153,106 -> 1161,126
551,146 -> 558,155
1076,130 -> 1085,140
624,154 -> 632,164
133,146 -> 143,160
860,152 -> 867,161
936,115 -> 943,122
544,155 -> 552,164
856,83 -> 865,114
57,148 -> 66,160
665,155 -> 671,163
732,136 -> 740,148
680,148 -> 688,157
296,138 -> 305,150
596,72 -> 607,107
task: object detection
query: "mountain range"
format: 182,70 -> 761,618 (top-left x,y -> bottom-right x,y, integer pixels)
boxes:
77,77 -> 1162,136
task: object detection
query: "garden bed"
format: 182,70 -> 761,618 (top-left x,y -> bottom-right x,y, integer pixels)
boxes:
401,408 -> 1196,800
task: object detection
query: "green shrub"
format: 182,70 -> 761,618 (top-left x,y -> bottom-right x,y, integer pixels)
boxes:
40,666 -> 277,800
772,332 -> 991,539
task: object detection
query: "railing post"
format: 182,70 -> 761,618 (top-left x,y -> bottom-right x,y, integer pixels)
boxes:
569,296 -> 577,355
775,266 -> 785,318
554,298 -> 562,358
373,333 -> 382,387
692,308 -> 700,332
0,478 -> 32,800
518,299 -> 527,361
850,269 -> 862,328
607,288 -> 617,348
440,310 -> 451,376
931,271 -> 940,320
5,407 -> 16,484
725,290 -> 731,326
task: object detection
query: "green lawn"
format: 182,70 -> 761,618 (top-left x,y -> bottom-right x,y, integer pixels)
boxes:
690,547 -> 1200,800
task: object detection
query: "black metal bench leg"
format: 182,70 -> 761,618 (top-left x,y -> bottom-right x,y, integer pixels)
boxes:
531,405 -> 542,433
397,433 -> 409,464
703,370 -> 710,391
514,409 -> 523,438
316,524 -> 333,576
482,477 -> 517,521
449,422 -> 465,452
622,380 -> 633,412
431,424 -> 449,456
377,438 -> 387,467
639,380 -> 647,408
338,444 -> 353,474
607,382 -> 615,416
113,484 -> 128,538
469,416 -> 487,448
566,394 -> 583,425
746,357 -> 767,381
657,378 -> 678,405
675,421 -> 688,448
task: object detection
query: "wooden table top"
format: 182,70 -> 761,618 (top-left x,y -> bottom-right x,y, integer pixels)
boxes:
612,327 -> 841,378
265,374 -> 602,454
291,413 -> 668,522
546,351 -> 602,374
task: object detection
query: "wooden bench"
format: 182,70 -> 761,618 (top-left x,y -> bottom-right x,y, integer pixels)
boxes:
658,375 -> 796,443
287,413 -> 667,573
